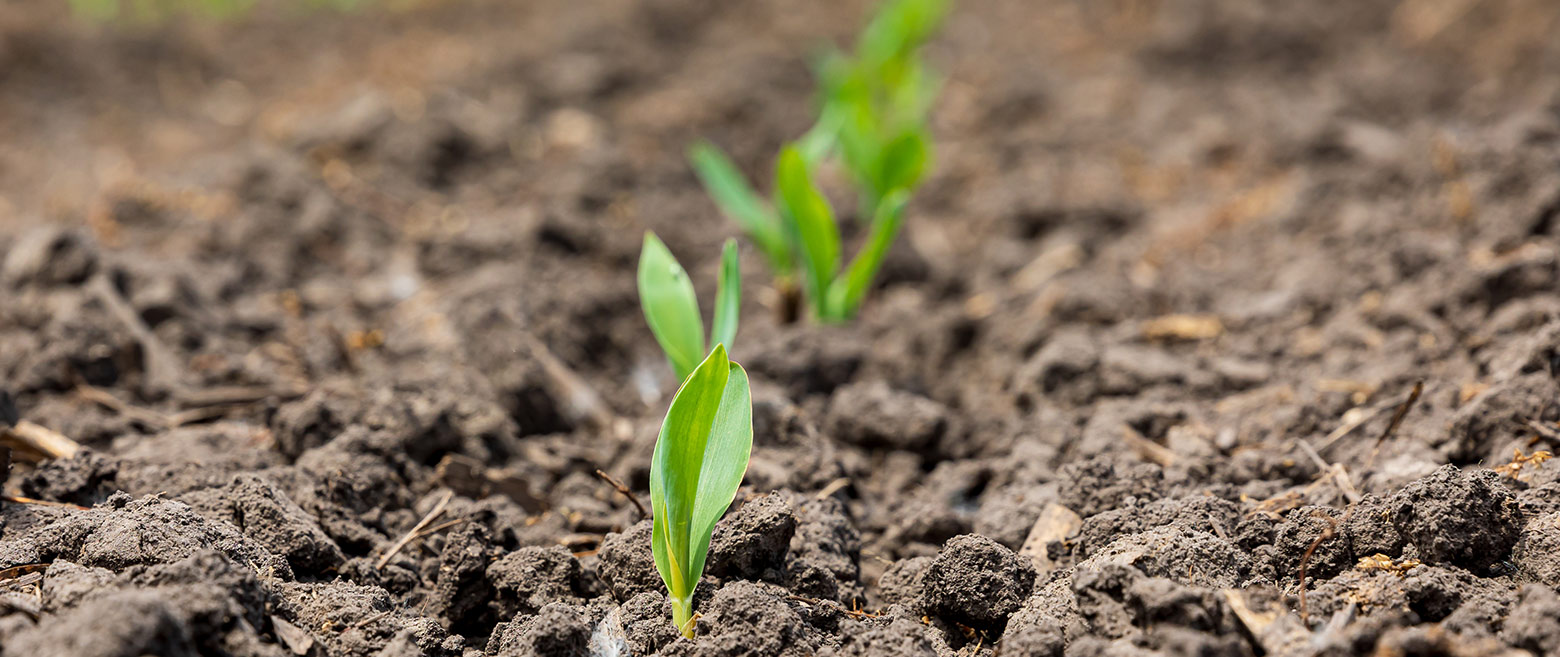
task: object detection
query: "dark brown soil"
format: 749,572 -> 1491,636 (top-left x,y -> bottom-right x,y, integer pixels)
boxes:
4,0 -> 1560,656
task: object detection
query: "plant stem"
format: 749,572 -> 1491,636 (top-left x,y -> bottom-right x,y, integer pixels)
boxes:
777,279 -> 803,325
672,595 -> 695,639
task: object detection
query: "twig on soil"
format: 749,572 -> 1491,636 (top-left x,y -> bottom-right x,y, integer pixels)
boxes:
1296,511 -> 1341,626
1,496 -> 89,510
1313,380 -> 1421,456
814,477 -> 850,500
1372,380 -> 1423,447
1222,589 -> 1278,651
1362,380 -> 1424,473
75,384 -> 174,429
0,571 -> 42,591
0,421 -> 82,461
375,490 -> 454,570
593,469 -> 647,521
166,406 -> 240,427
1313,406 -> 1385,454
412,518 -> 469,540
176,384 -> 309,409
0,564 -> 46,621
349,610 -> 393,631
1018,503 -> 1083,576
89,274 -> 184,396
78,383 -> 234,429
1295,439 -> 1361,504
1249,491 -> 1304,519
1524,419 -> 1560,444
0,563 -> 50,584
1120,424 -> 1176,467
785,595 -> 882,620
1207,511 -> 1230,541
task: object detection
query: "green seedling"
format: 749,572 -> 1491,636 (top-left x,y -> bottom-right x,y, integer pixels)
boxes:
806,0 -> 946,212
687,0 -> 945,323
775,145 -> 909,322
649,344 -> 753,638
638,232 -> 741,381
687,143 -> 792,279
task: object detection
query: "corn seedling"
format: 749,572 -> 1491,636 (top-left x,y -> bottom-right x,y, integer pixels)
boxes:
688,0 -> 946,322
808,0 -> 945,216
649,345 -> 753,638
776,145 -> 909,322
638,232 -> 741,382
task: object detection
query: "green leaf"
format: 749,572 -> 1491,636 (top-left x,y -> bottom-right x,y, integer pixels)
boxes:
688,142 -> 791,275
826,189 -> 908,320
876,128 -> 930,196
711,239 -> 741,353
835,94 -> 882,195
648,345 -> 753,637
797,102 -> 845,165
638,233 -> 706,381
798,50 -> 854,163
858,0 -> 951,73
774,145 -> 840,317
684,358 -> 751,586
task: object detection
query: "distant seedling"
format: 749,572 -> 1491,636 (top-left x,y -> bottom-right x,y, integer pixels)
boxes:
649,345 -> 753,638
689,0 -> 947,323
806,0 -> 945,213
776,145 -> 909,322
638,232 -> 741,382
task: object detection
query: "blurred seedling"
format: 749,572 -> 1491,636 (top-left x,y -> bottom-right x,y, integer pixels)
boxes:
688,0 -> 947,323
775,144 -> 909,322
638,233 -> 741,382
687,143 -> 797,318
804,0 -> 946,215
687,141 -> 912,324
649,345 -> 753,638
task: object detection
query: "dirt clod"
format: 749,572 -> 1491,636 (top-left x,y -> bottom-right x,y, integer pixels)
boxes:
487,601 -> 593,657
923,534 -> 1036,632
671,581 -> 816,657
488,545 -> 589,620
819,616 -> 940,657
706,493 -> 797,583
1056,456 -> 1163,519
826,382 -> 948,452
597,519 -> 661,602
1388,465 -> 1524,572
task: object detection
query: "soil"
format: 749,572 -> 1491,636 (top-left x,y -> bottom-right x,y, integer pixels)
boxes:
3,0 -> 1560,656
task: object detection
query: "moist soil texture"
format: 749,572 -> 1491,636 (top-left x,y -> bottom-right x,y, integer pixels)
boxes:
3,0 -> 1560,656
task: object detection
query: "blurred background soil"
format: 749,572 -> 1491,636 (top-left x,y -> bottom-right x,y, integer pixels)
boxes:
3,0 -> 1560,655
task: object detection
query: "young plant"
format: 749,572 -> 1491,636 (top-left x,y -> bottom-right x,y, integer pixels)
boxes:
774,145 -> 909,322
649,344 -> 753,638
809,0 -> 946,213
638,232 -> 741,382
687,0 -> 946,323
687,143 -> 792,280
